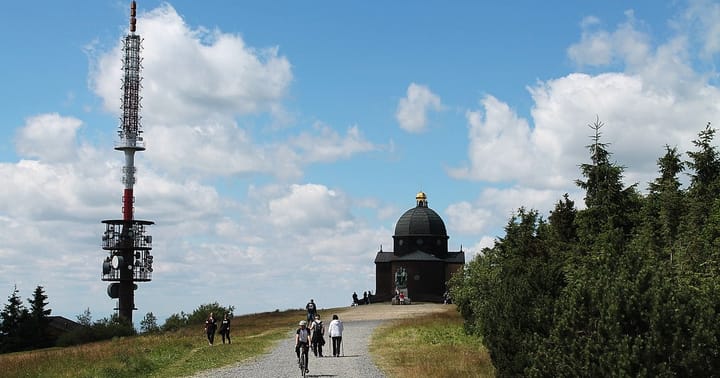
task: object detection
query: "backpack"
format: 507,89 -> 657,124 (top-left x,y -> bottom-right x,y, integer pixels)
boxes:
313,321 -> 324,337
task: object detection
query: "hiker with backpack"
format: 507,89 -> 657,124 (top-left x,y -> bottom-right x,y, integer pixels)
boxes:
305,299 -> 317,323
310,314 -> 325,357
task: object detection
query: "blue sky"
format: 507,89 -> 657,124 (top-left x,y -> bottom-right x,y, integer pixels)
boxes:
2,0 -> 719,324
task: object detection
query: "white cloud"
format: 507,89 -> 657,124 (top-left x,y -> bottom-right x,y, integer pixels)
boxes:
15,114 -> 83,162
395,83 -> 443,133
443,5 -> 720,272
90,3 -> 292,126
683,0 -> 720,58
87,4 -> 378,181
568,11 -> 651,69
451,69 -> 720,193
268,184 -> 352,230
292,123 -> 377,163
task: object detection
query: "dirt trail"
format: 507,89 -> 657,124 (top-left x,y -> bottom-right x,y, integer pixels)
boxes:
332,302 -> 451,321
192,303 -> 453,378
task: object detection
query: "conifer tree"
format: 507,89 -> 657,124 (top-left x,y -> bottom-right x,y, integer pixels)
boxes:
0,285 -> 29,353
574,117 -> 640,249
26,285 -> 52,348
680,123 -> 720,271
643,145 -> 685,253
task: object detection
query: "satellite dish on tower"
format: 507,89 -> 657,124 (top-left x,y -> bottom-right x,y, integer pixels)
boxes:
111,255 -> 124,269
107,283 -> 120,298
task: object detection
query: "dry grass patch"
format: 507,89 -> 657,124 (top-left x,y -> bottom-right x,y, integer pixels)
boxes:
370,306 -> 495,378
0,309 -> 306,378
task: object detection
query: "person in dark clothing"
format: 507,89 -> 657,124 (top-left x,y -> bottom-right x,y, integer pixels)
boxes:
204,312 -> 217,346
306,299 -> 317,322
310,314 -> 325,357
218,313 -> 231,344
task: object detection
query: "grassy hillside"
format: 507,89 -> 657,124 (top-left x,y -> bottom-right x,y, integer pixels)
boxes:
0,304 -> 494,377
0,309 -> 304,378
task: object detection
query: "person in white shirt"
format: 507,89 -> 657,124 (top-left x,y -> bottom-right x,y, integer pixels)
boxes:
327,314 -> 344,357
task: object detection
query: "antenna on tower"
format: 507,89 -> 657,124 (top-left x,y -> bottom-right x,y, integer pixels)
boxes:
130,1 -> 137,33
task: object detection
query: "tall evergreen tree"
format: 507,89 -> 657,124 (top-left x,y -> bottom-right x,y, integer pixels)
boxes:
26,285 -> 52,348
679,123 -> 720,271
0,285 -> 29,353
639,146 -> 685,256
574,117 -> 641,249
685,123 -> 720,208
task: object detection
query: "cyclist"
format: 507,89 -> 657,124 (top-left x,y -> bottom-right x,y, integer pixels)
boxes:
295,320 -> 310,373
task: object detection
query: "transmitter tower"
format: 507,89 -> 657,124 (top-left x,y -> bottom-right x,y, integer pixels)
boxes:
101,0 -> 155,324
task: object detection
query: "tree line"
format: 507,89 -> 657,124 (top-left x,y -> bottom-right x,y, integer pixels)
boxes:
450,120 -> 720,376
0,283 -> 234,353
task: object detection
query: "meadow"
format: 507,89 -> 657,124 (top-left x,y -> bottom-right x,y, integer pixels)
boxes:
0,304 -> 493,377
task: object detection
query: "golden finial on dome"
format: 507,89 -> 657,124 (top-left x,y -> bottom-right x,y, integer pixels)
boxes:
416,191 -> 428,207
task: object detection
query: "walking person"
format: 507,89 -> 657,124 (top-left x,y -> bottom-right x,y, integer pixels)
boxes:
328,314 -> 344,357
310,314 -> 325,357
219,313 -> 231,344
204,312 -> 217,346
305,299 -> 317,323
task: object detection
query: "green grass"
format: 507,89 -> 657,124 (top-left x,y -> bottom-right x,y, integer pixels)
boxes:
0,309 -> 304,378
1,305 -> 495,377
369,305 -> 495,378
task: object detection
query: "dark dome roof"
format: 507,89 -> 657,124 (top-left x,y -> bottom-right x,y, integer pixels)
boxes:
394,192 -> 447,237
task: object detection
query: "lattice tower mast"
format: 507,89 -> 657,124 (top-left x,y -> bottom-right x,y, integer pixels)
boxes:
101,0 -> 155,325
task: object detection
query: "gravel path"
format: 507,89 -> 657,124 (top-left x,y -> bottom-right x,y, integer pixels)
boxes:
191,319 -> 386,378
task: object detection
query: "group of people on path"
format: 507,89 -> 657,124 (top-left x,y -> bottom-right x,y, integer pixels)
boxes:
201,299 -> 346,375
351,290 -> 373,306
295,299 -> 345,374
204,312 -> 232,346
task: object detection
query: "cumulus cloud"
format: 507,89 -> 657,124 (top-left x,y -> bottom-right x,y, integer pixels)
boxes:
267,183 -> 352,230
682,0 -> 720,59
292,123 -> 377,163
451,18 -> 720,191
88,3 -> 378,180
445,7 -> 720,259
568,11 -> 651,69
91,3 -> 292,125
396,83 -> 443,133
15,114 -> 83,162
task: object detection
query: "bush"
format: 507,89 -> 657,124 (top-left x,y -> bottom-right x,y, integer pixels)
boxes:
162,302 -> 235,331
56,315 -> 136,347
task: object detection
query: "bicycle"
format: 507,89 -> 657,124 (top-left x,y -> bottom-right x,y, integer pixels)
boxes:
298,343 -> 309,377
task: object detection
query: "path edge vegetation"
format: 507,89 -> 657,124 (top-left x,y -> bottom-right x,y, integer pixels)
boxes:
0,304 -> 489,377
370,304 -> 495,378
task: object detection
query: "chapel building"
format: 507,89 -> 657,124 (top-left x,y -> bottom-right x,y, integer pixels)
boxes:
374,192 -> 465,302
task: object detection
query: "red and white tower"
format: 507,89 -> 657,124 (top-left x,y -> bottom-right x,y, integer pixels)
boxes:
101,1 -> 154,324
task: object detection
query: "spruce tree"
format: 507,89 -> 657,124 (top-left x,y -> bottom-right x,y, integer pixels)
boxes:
0,285 -> 29,353
26,285 -> 52,348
